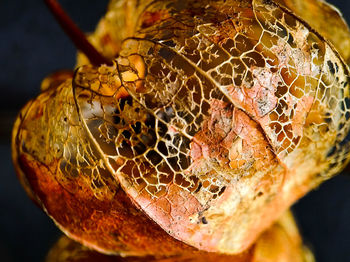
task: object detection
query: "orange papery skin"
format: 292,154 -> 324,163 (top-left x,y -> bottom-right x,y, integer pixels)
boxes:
12,0 -> 350,259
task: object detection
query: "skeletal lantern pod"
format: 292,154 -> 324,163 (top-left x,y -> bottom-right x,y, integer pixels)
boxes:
11,0 -> 350,258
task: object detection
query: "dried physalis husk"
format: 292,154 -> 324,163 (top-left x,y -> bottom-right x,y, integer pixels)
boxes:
12,0 -> 350,257
45,211 -> 313,262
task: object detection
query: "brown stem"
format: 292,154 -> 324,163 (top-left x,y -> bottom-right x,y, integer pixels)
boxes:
44,0 -> 112,66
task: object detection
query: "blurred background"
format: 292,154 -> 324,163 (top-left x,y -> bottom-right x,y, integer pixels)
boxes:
1,0 -> 350,261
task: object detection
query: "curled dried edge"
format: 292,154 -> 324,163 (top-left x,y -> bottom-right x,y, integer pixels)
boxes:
45,211 -> 313,262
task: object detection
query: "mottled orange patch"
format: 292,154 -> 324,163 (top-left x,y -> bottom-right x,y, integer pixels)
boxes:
134,183 -> 203,237
291,96 -> 314,136
229,67 -> 280,118
271,37 -> 313,77
190,99 -> 277,173
190,99 -> 236,167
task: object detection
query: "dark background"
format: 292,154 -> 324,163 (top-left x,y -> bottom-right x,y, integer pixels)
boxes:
1,0 -> 350,261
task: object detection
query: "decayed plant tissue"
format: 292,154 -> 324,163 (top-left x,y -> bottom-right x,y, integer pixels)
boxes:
12,0 -> 350,261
